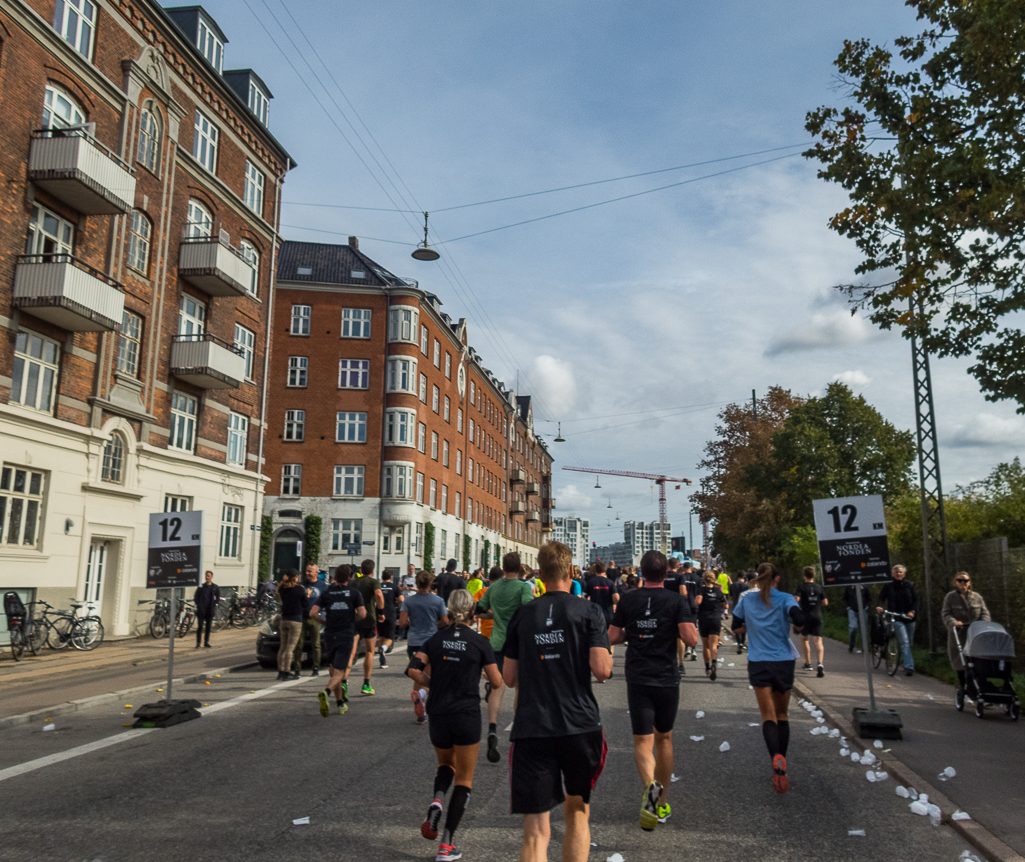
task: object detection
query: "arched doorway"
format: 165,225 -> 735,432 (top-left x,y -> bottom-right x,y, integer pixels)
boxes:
273,529 -> 302,578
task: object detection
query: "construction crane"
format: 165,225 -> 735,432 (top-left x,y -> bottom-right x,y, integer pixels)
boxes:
562,467 -> 692,554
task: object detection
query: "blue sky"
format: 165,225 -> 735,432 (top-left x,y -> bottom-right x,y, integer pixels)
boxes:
198,0 -> 1025,548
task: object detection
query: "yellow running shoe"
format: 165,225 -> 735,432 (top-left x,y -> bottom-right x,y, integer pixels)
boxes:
640,780 -> 662,831
318,690 -> 329,718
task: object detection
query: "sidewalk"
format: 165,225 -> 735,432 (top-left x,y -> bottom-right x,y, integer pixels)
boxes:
0,626 -> 259,724
792,632 -> 1024,856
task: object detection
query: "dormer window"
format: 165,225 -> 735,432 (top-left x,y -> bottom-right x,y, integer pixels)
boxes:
197,15 -> 223,73
249,82 -> 269,125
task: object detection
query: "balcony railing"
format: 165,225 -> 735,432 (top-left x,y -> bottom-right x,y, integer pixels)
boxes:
170,333 -> 246,389
526,508 -> 541,523
509,501 -> 526,516
545,497 -> 556,509
510,468 -> 526,485
178,234 -> 256,297
28,128 -> 136,215
526,481 -> 540,497
13,254 -> 123,331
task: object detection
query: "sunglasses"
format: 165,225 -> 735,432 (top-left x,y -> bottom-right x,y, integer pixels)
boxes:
956,578 -> 970,583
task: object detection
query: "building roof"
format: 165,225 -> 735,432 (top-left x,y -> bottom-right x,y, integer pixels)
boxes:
277,240 -> 413,288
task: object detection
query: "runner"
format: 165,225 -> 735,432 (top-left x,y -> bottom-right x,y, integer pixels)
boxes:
663,558 -> 689,673
378,570 -> 401,668
794,566 -> 828,676
398,563 -> 418,640
353,560 -> 385,695
309,566 -> 366,715
407,590 -> 502,862
681,562 -> 701,661
731,562 -> 805,794
399,571 -> 450,724
475,552 -> 534,762
502,541 -> 612,862
695,571 -> 727,680
584,561 -> 619,671
435,559 -> 467,603
465,568 -> 484,599
608,551 -> 697,830
728,571 -> 750,654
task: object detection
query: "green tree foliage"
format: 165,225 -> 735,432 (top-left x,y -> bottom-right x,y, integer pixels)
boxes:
805,0 -> 1025,411
483,540 -> 491,571
424,523 -> 435,573
302,515 -> 322,569
463,534 -> 472,572
258,515 -> 273,578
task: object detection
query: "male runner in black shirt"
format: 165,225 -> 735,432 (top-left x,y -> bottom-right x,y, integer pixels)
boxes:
728,571 -> 750,653
584,561 -> 619,672
795,566 -> 828,676
310,567 -> 365,715
609,551 -> 697,830
681,562 -> 701,661
377,571 -> 401,668
434,558 -> 467,603
663,558 -> 689,673
503,541 -> 611,862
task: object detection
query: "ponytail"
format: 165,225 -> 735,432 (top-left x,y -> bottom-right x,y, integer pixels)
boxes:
751,562 -> 776,607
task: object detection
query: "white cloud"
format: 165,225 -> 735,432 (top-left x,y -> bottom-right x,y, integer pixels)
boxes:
833,370 -> 871,388
557,484 -> 593,511
948,414 -> 1025,449
765,309 -> 875,356
529,355 -> 579,414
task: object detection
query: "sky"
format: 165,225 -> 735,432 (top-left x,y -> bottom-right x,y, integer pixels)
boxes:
198,0 -> 1025,550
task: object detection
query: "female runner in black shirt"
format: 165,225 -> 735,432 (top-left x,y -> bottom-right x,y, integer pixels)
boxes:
408,589 -> 502,862
694,571 -> 727,680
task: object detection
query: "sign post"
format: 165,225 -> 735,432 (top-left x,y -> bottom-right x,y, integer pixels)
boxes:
812,495 -> 903,739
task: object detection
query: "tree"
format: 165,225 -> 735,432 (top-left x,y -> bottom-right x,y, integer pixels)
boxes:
805,0 -> 1025,412
423,522 -> 435,573
462,534 -> 472,572
302,515 -> 322,569
258,515 -> 273,579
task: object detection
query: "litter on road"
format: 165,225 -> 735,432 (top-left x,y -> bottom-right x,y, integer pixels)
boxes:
952,811 -> 971,821
292,817 -> 310,825
42,723 -> 55,731
719,741 -> 731,752
938,766 -> 957,781
606,854 -> 625,862
690,735 -> 704,742
695,711 -> 705,719
848,829 -> 866,836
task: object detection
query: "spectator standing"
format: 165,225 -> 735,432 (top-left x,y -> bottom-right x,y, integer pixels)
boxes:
843,584 -> 872,653
275,569 -> 306,680
193,570 -> 220,649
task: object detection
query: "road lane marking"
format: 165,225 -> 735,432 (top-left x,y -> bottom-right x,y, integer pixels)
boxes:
0,676 -> 308,783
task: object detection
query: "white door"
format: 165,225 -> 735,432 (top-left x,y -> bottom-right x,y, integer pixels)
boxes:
83,540 -> 107,615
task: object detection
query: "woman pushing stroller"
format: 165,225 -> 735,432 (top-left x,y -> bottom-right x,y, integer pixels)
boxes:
941,572 -> 990,692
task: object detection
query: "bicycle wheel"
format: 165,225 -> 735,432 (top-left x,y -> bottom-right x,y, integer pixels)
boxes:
149,613 -> 167,639
177,614 -> 194,638
71,617 -> 104,650
47,615 -> 74,650
885,634 -> 900,676
10,628 -> 25,661
26,619 -> 45,655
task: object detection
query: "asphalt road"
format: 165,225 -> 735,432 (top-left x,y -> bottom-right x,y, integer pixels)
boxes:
0,646 -> 985,862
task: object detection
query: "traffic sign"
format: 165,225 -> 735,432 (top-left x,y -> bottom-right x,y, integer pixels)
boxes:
147,511 -> 203,588
812,495 -> 891,586
345,542 -> 361,556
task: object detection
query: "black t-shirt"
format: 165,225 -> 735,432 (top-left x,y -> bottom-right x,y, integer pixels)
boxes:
379,581 -> 399,621
728,579 -> 748,603
315,583 -> 364,635
697,585 -> 726,620
503,592 -> 610,740
435,572 -> 466,602
683,574 -> 701,610
796,582 -> 826,620
584,576 -> 618,612
611,587 -> 695,687
278,584 -> 307,622
420,624 -> 496,716
663,573 -> 686,598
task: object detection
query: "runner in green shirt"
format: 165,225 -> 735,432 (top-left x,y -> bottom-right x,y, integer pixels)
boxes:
476,551 -> 535,764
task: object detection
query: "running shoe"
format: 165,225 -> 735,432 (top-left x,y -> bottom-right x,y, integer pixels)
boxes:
802,663 -> 813,670
737,644 -> 743,654
486,731 -> 500,763
422,800 -> 443,840
362,682 -> 376,695
772,754 -> 789,794
318,690 -> 330,718
657,803 -> 671,824
416,715 -> 427,725
817,664 -> 824,678
341,681 -> 349,704
335,702 -> 348,715
435,843 -> 462,861
412,689 -> 426,719
639,780 -> 663,831
379,651 -> 388,668
709,664 -> 717,681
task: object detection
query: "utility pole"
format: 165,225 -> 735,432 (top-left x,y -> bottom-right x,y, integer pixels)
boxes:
752,388 -> 757,420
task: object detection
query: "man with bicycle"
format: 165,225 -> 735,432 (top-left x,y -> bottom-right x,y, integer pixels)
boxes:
876,565 -> 918,677
194,571 -> 221,648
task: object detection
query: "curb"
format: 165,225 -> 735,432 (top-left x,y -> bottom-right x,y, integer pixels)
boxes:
0,661 -> 259,730
792,680 -> 1025,862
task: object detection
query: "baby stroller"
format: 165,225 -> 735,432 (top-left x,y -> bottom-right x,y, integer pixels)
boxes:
954,621 -> 1019,720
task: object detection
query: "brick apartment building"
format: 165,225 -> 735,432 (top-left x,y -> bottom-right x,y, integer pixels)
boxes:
0,0 -> 293,637
262,239 -> 554,578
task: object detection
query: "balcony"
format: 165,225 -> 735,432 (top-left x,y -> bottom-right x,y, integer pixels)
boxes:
526,508 -> 541,523
510,468 -> 526,485
509,501 -> 526,516
28,128 -> 136,215
13,254 -> 124,331
545,497 -> 556,509
178,234 -> 255,297
170,334 -> 246,389
526,481 -> 540,497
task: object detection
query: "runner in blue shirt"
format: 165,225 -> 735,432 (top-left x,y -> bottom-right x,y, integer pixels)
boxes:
731,562 -> 805,795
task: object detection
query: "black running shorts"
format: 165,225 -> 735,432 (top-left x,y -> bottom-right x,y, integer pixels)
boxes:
747,659 -> 795,693
801,616 -> 823,638
377,617 -> 396,640
626,684 -> 679,736
324,635 -> 354,671
428,710 -> 481,749
698,617 -> 721,638
509,730 -> 607,814
356,622 -> 377,640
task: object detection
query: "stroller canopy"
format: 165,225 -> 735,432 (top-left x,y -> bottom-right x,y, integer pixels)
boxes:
964,621 -> 1015,660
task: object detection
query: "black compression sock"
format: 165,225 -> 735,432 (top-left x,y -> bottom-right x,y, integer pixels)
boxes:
442,785 -> 471,844
762,720 -> 780,758
777,720 -> 790,757
488,722 -> 497,735
433,765 -> 455,798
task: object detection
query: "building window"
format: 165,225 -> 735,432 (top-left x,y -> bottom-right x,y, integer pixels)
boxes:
418,423 -> 427,454
420,325 -> 429,355
240,240 -> 259,297
387,307 -> 418,343
429,479 -> 437,509
416,472 -> 425,504
234,324 -> 255,380
341,308 -> 372,339
455,493 -> 461,520
117,312 -> 143,377
244,161 -> 264,215
386,357 -> 417,393
456,450 -> 462,476
419,374 -> 428,403
382,463 -> 413,498
281,464 -> 301,496
248,81 -> 270,125
179,295 -> 206,336
284,409 -> 305,442
290,305 -> 311,336
287,356 -> 308,387
0,465 -> 45,548
441,528 -> 448,556
125,210 -> 152,275
432,385 -> 440,413
193,111 -> 218,173
227,412 -> 248,466
339,359 -> 370,389
433,340 -> 441,368
445,353 -> 452,379
469,419 -> 475,442
197,14 -> 224,72
26,205 -> 74,256
470,381 -> 475,403
219,504 -> 242,558
431,432 -> 439,460
164,495 -> 191,512
53,0 -> 95,59
11,331 -> 59,414
469,458 -> 475,483
186,199 -> 213,238
331,518 -> 362,552
441,485 -> 448,514
415,522 -> 424,555
442,440 -> 450,467
457,408 -> 463,433
169,392 -> 197,451
384,408 -> 416,447
138,102 -> 162,173
100,433 -> 125,483
336,412 -> 368,443
333,465 -> 365,497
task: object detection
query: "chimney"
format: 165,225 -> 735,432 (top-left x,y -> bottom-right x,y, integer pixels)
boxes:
348,236 -> 359,249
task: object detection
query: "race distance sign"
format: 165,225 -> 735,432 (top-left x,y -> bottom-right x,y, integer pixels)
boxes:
812,495 -> 891,586
147,510 -> 204,588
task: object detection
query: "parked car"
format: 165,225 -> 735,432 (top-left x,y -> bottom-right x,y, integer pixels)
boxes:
255,616 -> 368,669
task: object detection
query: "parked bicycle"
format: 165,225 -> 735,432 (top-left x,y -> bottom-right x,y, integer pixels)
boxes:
5,591 -> 29,661
29,601 -> 105,651
139,598 -> 172,638
175,598 -> 195,638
